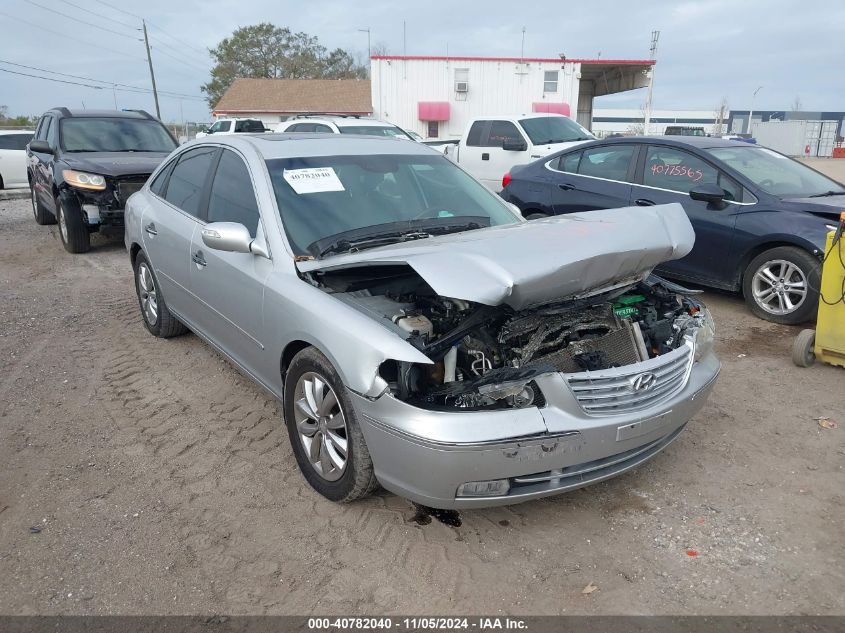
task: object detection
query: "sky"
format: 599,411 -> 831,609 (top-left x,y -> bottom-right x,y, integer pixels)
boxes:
1,0 -> 843,124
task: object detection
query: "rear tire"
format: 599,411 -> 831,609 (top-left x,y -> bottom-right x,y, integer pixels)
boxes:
792,329 -> 816,368
284,347 -> 378,503
56,195 -> 91,253
742,246 -> 820,325
31,185 -> 56,225
133,251 -> 188,338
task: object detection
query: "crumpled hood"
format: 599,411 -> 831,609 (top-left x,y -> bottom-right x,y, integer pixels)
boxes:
61,152 -> 171,178
297,203 -> 695,310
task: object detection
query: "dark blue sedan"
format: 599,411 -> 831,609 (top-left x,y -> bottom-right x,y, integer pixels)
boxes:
501,136 -> 845,324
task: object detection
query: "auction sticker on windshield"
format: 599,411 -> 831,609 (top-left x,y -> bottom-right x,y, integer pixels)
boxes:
283,167 -> 345,194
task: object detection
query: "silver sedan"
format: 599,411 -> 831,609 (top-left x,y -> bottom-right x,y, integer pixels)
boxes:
125,134 -> 720,509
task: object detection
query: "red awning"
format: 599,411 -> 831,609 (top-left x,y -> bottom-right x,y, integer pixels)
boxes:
532,102 -> 571,117
418,102 -> 450,121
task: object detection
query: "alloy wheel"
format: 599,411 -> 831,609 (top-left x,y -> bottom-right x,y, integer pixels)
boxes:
57,203 -> 68,243
751,259 -> 808,315
293,372 -> 348,482
137,262 -> 159,325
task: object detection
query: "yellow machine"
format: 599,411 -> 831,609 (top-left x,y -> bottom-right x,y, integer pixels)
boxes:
793,212 -> 845,368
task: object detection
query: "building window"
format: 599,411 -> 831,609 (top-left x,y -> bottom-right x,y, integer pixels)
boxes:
427,121 -> 439,138
455,68 -> 469,97
543,70 -> 559,93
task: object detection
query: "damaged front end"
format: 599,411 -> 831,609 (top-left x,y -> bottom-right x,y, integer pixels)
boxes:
59,171 -> 149,237
305,263 -> 715,413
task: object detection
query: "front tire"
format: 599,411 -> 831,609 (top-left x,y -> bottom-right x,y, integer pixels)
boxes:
133,252 -> 188,338
742,246 -> 820,325
284,347 -> 378,503
56,195 -> 90,253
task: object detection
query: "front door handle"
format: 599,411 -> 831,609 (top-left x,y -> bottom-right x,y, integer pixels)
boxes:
144,222 -> 158,235
558,183 -> 575,191
634,198 -> 656,206
192,250 -> 207,267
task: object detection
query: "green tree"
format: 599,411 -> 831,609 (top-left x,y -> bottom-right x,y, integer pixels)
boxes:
202,24 -> 367,108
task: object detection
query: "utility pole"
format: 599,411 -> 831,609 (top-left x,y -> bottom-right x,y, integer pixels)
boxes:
747,85 -> 763,134
520,26 -> 526,63
358,28 -> 371,76
142,20 -> 161,119
643,30 -> 659,135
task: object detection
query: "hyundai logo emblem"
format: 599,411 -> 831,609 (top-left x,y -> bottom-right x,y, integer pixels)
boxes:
630,372 -> 657,392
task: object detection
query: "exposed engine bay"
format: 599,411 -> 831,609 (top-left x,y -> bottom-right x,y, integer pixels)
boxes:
306,264 -> 709,410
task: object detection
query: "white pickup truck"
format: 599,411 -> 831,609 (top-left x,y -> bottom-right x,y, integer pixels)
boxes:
444,113 -> 595,190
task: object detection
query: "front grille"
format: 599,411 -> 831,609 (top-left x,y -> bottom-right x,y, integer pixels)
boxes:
564,343 -> 693,416
116,178 -> 147,207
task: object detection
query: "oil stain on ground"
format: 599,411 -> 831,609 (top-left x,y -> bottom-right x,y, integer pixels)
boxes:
409,504 -> 462,527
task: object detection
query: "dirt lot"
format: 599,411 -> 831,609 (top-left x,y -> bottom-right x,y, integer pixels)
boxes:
0,197 -> 843,616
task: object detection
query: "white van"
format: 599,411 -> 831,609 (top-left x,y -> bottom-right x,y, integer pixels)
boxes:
445,114 -> 595,190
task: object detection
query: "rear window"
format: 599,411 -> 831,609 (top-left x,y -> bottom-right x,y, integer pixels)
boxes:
235,120 -> 265,133
0,133 -> 33,150
338,125 -> 411,139
520,117 -> 593,145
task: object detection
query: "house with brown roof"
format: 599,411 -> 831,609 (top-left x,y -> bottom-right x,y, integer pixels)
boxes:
212,78 -> 373,125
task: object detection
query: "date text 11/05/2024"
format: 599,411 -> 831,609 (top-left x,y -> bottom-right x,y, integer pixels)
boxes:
307,617 -> 528,630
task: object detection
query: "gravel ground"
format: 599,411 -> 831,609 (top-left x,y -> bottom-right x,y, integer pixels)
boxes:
0,197 -> 842,616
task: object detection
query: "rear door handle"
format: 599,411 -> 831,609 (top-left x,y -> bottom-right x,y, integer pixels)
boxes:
481,153 -> 490,161
558,183 -> 575,191
192,250 -> 207,267
144,222 -> 158,235
635,198 -> 656,206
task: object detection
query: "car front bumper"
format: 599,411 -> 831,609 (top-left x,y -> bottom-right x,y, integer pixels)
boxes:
351,351 -> 720,509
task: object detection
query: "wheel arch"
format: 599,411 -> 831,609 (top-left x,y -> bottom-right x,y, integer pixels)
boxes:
734,238 -> 821,293
129,242 -> 143,267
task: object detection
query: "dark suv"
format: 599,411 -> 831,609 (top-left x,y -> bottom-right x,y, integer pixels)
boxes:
27,108 -> 178,253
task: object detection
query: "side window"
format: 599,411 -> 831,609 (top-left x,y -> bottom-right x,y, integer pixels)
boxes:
555,151 -> 582,173
577,145 -> 636,182
206,150 -> 260,237
466,121 -> 486,146
235,120 -> 264,132
46,117 -> 58,147
643,146 -> 740,200
287,123 -> 310,132
312,124 -> 332,132
486,120 -> 523,147
149,159 -> 176,197
34,117 -> 48,140
163,146 -> 217,217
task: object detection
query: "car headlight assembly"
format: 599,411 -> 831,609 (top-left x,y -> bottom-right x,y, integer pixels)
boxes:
693,308 -> 715,361
63,169 -> 107,191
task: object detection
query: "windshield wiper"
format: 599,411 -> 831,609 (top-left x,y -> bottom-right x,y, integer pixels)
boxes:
807,190 -> 845,198
308,217 -> 490,259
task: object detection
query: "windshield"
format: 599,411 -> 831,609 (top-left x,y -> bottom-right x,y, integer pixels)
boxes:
519,117 -> 594,145
267,154 -> 520,257
60,117 -> 177,153
339,125 -> 412,139
706,146 -> 844,197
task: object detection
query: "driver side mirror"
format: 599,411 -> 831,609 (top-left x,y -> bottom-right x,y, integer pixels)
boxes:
689,183 -> 728,208
502,139 -> 528,152
29,139 -> 53,154
201,222 -> 253,254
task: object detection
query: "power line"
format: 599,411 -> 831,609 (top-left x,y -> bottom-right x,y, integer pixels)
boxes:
92,0 -> 209,57
0,10 -> 145,62
60,0 -> 138,30
148,32 -> 209,68
149,42 -> 208,74
23,0 -> 136,37
0,59 -> 206,100
0,67 -> 106,90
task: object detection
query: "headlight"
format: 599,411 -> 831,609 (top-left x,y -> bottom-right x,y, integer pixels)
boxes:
693,308 -> 715,361
62,169 -> 107,191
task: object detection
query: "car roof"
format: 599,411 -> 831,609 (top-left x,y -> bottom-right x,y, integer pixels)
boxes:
594,135 -> 756,149
185,133 -> 434,160
0,129 -> 35,135
47,108 -> 155,120
286,116 -> 399,128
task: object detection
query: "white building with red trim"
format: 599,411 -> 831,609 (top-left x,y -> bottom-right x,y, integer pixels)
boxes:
370,55 -> 654,139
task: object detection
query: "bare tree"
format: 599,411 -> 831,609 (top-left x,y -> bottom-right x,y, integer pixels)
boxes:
712,97 -> 729,136
371,42 -> 389,57
791,96 -> 803,111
